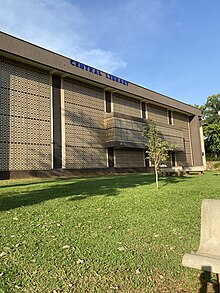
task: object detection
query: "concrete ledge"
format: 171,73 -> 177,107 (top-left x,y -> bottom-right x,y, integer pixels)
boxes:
184,166 -> 204,174
182,200 -> 220,275
160,166 -> 205,176
182,253 -> 220,274
160,166 -> 183,176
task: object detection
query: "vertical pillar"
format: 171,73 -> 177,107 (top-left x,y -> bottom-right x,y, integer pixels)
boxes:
199,119 -> 206,169
52,75 -> 62,169
61,78 -> 66,169
189,115 -> 203,166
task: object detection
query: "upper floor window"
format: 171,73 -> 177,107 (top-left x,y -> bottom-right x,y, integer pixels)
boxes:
141,102 -> 147,119
105,91 -> 112,113
167,110 -> 173,125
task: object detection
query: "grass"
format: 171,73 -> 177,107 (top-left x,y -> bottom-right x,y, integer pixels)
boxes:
0,171 -> 220,292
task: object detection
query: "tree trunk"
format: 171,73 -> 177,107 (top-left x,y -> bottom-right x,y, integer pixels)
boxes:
155,165 -> 159,190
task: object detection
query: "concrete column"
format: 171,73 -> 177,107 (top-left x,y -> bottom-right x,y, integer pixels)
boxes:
199,120 -> 206,169
189,115 -> 203,166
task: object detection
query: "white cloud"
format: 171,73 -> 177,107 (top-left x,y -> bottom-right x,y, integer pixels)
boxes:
70,48 -> 127,74
123,0 -> 165,31
0,0 -> 127,74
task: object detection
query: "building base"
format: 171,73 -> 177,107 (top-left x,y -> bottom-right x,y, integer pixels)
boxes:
0,168 -> 148,180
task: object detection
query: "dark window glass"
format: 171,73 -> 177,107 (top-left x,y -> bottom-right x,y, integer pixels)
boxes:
105,91 -> 111,113
144,150 -> 149,167
171,152 -> 176,167
168,110 -> 172,125
108,148 -> 114,167
141,102 -> 146,119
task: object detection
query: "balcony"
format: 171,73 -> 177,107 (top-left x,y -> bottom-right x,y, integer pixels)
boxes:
104,113 -> 185,151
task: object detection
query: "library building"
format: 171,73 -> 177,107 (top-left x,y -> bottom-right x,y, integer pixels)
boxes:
0,32 -> 206,179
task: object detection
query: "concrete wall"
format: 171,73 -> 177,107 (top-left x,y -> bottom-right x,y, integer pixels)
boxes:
189,115 -> 203,166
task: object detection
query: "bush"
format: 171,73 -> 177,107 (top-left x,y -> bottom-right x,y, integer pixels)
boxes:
213,162 -> 220,169
206,156 -> 220,161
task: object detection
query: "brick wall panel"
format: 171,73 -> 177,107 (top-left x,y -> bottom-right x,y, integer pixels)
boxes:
148,104 -> 168,124
115,149 -> 144,168
0,57 -> 51,171
64,78 -> 106,169
113,94 -> 140,117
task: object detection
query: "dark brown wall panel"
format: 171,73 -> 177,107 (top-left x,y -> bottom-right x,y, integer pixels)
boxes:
52,75 -> 62,169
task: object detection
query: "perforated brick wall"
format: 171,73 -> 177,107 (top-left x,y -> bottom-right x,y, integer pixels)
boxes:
0,57 -> 51,171
105,116 -> 146,145
0,56 -> 194,174
64,79 -> 106,169
148,104 -> 168,124
115,149 -> 144,167
173,112 -> 192,166
148,104 -> 192,166
157,125 -> 184,151
113,94 -> 141,117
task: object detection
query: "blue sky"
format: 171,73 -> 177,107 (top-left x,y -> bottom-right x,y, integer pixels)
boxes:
1,0 -> 220,106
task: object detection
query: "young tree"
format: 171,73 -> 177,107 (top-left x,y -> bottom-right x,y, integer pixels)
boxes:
143,120 -> 175,189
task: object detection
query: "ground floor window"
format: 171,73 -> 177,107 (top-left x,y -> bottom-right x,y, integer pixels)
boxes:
170,151 -> 176,167
144,151 -> 149,167
107,148 -> 114,167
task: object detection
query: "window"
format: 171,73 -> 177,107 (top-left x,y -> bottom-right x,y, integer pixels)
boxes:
141,102 -> 146,119
168,110 -> 173,125
108,148 -> 114,167
171,152 -> 176,167
144,150 -> 149,167
105,91 -> 111,113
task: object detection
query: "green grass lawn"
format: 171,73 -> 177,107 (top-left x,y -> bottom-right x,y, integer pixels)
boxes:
0,171 -> 220,292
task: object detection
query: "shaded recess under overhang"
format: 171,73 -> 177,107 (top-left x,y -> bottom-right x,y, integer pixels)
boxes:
106,141 -> 145,149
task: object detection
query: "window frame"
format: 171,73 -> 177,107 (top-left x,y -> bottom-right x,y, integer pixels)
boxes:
167,109 -> 173,125
141,102 -> 148,119
105,91 -> 112,113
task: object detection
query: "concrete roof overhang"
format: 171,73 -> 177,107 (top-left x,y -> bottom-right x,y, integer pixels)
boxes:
0,31 -> 201,117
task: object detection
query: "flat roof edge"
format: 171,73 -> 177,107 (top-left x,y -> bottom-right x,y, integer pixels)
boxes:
0,31 -> 201,116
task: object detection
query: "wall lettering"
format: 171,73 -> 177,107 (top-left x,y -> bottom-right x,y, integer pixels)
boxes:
70,59 -> 129,86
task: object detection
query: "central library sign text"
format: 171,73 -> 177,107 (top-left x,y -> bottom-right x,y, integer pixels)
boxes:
70,59 -> 129,86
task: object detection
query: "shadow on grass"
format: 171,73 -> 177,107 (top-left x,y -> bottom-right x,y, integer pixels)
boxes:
159,175 -> 189,188
0,177 -> 77,189
0,174 -> 192,212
